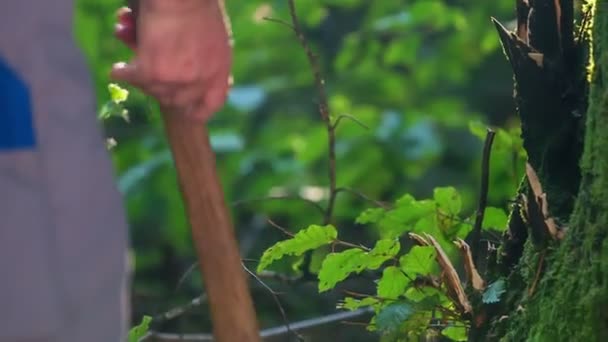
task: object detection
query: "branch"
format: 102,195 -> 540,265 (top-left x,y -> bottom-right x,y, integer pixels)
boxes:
332,114 -> 369,130
286,0 -> 337,224
151,294 -> 208,325
335,187 -> 391,209
242,263 -> 303,341
471,129 -> 496,265
144,308 -> 373,341
232,195 -> 325,216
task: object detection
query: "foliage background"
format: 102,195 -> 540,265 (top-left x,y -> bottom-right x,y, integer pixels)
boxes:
74,0 -> 522,339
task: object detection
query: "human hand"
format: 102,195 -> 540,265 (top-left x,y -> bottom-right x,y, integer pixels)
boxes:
111,1 -> 232,122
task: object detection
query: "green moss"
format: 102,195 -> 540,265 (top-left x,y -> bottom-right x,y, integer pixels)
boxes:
498,3 -> 608,341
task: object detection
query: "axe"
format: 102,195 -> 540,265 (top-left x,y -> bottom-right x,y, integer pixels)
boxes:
124,1 -> 260,340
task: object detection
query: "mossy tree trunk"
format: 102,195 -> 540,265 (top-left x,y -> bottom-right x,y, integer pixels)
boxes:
474,1 -> 608,340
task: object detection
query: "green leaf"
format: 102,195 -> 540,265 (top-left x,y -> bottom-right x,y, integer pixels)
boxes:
483,207 -> 508,232
128,315 -> 152,342
367,239 -> 400,269
468,121 -> 488,141
338,296 -> 379,311
375,301 -> 414,333
318,248 -> 367,292
483,279 -> 506,304
317,239 -> 399,292
356,207 -> 386,224
434,186 -> 462,215
399,246 -> 436,278
377,266 -> 409,299
377,195 -> 435,238
257,225 -> 337,273
108,83 -> 129,104
442,326 -> 468,341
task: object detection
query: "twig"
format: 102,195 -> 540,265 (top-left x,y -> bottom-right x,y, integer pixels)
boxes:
242,263 -> 303,341
151,293 -> 208,324
332,114 -> 370,130
528,250 -> 546,296
335,187 -> 391,209
232,195 -> 325,217
256,270 -> 302,283
262,16 -> 295,31
267,218 -> 296,237
471,129 -> 496,265
334,239 -> 372,252
144,308 -> 373,341
286,0 -> 337,225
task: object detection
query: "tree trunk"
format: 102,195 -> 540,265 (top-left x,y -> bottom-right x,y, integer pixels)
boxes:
476,1 -> 608,340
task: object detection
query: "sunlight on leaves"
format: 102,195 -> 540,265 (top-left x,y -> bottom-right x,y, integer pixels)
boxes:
318,248 -> 368,292
399,246 -> 436,278
442,326 -> 468,341
128,315 -> 152,342
257,225 -> 337,273
377,266 -> 410,299
338,296 -> 379,311
483,207 -> 509,232
108,83 -> 129,104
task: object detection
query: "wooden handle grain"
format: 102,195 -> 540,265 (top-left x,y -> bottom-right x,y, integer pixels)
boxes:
161,110 -> 260,342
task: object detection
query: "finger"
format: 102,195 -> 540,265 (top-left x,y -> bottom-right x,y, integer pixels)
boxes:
115,7 -> 137,50
110,62 -> 142,87
203,77 -> 230,115
115,23 -> 137,50
164,81 -> 206,109
110,61 -> 177,99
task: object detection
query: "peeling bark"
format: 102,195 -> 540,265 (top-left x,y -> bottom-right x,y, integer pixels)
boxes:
472,0 -> 608,340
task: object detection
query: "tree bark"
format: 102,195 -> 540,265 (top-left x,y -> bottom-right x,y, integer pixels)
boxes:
476,1 -> 608,340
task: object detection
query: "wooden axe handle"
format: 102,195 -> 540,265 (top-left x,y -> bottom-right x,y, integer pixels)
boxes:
161,110 -> 260,342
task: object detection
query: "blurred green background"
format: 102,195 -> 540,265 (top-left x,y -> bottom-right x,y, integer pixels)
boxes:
74,0 -> 524,339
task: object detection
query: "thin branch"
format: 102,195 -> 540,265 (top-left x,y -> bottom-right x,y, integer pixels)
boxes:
471,129 -> 496,265
242,263 -> 303,341
232,195 -> 325,216
256,270 -> 302,283
286,0 -> 337,225
262,16 -> 296,31
151,294 -> 208,325
334,239 -> 372,252
332,114 -> 370,130
145,308 -> 373,341
335,187 -> 391,209
267,218 -> 296,237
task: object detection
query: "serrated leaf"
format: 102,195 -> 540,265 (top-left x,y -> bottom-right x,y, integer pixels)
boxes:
483,207 -> 508,232
128,315 -> 152,342
404,287 -> 440,303
442,326 -> 468,341
399,246 -> 436,278
367,239 -> 400,269
434,186 -> 462,215
318,248 -> 367,292
375,302 -> 414,333
108,83 -> 129,103
257,225 -> 337,272
378,195 -> 435,238
356,207 -> 385,224
483,279 -> 506,304
377,266 -> 409,299
469,121 -> 488,141
338,296 -> 379,311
